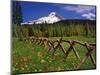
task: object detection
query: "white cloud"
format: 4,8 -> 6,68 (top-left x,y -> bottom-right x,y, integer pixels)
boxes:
63,5 -> 95,14
62,5 -> 96,20
82,12 -> 96,20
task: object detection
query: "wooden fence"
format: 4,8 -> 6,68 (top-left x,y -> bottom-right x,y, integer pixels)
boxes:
24,36 -> 96,70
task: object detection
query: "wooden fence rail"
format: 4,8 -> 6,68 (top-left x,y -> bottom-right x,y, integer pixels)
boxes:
24,37 -> 96,70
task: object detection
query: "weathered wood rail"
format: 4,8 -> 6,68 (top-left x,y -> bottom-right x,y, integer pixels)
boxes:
24,36 -> 96,70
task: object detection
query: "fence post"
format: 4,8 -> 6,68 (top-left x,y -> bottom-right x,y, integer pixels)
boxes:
75,43 -> 96,69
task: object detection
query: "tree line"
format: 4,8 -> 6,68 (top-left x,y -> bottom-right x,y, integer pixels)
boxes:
13,20 -> 96,40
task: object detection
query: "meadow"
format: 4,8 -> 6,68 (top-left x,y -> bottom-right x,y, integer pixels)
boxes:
12,36 -> 96,74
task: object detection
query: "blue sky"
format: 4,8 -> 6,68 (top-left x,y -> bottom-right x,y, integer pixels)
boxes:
16,1 -> 96,22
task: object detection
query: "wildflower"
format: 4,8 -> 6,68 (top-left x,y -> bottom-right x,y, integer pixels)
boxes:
41,59 -> 46,63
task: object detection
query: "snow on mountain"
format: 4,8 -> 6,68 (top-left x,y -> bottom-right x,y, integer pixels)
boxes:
21,12 -> 63,25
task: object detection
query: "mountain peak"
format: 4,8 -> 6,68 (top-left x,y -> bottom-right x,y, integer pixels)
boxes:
49,12 -> 57,17
21,12 -> 63,25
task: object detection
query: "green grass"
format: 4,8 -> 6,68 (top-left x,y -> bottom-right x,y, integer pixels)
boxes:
12,36 -> 96,74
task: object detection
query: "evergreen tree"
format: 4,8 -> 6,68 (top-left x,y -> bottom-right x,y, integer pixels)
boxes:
12,1 -> 23,25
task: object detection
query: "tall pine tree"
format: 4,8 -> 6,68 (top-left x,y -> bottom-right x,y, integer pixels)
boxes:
12,1 -> 23,25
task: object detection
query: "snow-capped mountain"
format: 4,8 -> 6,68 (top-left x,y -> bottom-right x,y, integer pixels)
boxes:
21,12 -> 63,25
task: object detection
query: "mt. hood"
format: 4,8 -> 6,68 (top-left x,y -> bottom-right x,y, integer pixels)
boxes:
21,12 -> 64,25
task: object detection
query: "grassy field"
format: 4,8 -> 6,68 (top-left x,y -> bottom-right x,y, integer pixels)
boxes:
12,36 -> 96,74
